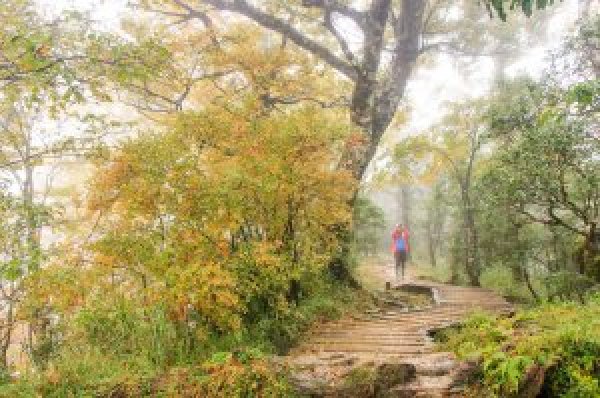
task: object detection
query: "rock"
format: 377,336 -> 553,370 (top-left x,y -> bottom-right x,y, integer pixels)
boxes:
517,364 -> 545,398
288,372 -> 332,396
289,358 -> 319,372
411,353 -> 457,377
450,358 -> 482,388
321,353 -> 346,361
374,362 -> 417,396
336,366 -> 376,397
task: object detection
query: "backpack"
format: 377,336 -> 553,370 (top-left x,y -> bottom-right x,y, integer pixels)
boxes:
395,237 -> 406,252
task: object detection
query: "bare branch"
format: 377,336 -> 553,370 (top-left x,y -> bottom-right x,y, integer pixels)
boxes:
519,207 -> 586,236
322,9 -> 357,65
260,92 -> 349,109
301,0 -> 366,26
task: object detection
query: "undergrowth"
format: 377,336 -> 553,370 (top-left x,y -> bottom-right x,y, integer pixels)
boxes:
0,278 -> 364,397
437,295 -> 600,397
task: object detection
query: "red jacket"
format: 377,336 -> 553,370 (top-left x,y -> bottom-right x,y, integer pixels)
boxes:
391,228 -> 410,253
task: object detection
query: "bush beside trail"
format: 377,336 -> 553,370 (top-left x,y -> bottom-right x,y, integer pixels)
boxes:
438,295 -> 600,397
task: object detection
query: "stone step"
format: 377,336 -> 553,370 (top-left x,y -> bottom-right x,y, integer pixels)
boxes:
388,374 -> 458,392
312,330 -> 426,336
409,354 -> 458,377
315,326 -> 448,334
441,300 -> 511,304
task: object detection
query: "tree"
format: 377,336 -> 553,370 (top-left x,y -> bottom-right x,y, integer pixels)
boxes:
352,196 -> 385,256
0,101 -> 61,367
103,23 -> 349,118
394,105 -> 485,285
482,0 -> 557,20
0,1 -> 138,367
0,0 -> 95,104
423,181 -> 448,268
36,101 -> 356,338
134,0 -> 556,185
483,78 -> 600,280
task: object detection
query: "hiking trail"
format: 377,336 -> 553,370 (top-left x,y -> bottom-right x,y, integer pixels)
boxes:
281,261 -> 514,397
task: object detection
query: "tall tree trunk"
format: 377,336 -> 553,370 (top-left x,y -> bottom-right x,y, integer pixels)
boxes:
23,132 -> 39,267
450,233 -> 462,284
511,223 -> 525,282
401,186 -> 411,229
0,299 -> 14,369
522,263 -> 540,302
579,222 -> 600,281
514,224 -> 540,300
461,186 -> 481,286
462,131 -> 481,286
21,128 -> 46,362
426,220 -> 437,267
425,201 -> 437,267
343,0 -> 425,183
551,228 -> 561,272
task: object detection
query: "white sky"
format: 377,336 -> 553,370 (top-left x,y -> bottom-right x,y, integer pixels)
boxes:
403,0 -> 581,134
37,0 -> 127,31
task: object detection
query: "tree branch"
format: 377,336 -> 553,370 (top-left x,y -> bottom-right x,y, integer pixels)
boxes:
200,0 -> 357,80
519,207 -> 585,236
323,8 -> 357,65
301,0 -> 366,27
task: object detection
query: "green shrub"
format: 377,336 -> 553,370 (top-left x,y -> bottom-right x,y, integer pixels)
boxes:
439,296 -> 600,397
544,333 -> 600,397
0,347 -> 157,397
75,299 -> 202,367
545,271 -> 597,303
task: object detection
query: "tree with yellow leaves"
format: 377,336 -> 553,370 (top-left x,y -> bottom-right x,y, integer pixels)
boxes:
37,99 -> 354,341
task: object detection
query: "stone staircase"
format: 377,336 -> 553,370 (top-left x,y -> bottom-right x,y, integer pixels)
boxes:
283,277 -> 514,397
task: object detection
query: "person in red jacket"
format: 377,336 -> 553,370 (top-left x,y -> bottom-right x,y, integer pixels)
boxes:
391,223 -> 410,281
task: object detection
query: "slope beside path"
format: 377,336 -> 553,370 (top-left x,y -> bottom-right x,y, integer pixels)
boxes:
281,261 -> 514,397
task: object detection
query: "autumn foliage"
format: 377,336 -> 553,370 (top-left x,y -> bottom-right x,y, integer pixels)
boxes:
32,101 -> 353,338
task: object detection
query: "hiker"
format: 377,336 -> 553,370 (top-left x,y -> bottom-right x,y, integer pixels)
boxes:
391,224 -> 409,281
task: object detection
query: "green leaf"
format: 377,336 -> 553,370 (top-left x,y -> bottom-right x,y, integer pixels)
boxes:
1,259 -> 23,281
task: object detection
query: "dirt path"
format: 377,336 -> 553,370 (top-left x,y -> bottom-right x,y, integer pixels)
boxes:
283,260 -> 514,397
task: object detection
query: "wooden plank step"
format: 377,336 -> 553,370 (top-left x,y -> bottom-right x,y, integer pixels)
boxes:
313,333 -> 426,339
311,339 -> 426,346
305,346 -> 433,354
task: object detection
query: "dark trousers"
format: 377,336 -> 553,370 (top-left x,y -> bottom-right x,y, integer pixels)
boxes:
395,250 -> 407,279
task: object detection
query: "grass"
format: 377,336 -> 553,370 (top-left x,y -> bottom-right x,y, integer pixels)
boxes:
479,265 -> 546,304
411,262 -> 454,285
